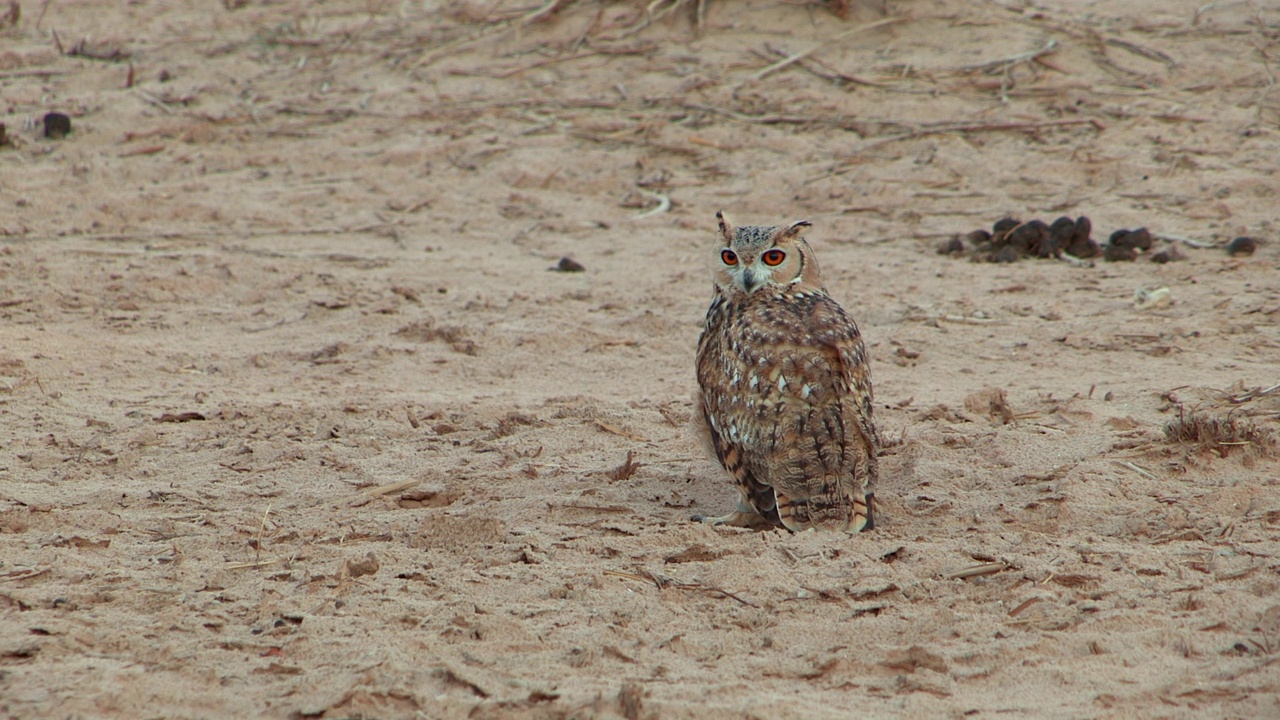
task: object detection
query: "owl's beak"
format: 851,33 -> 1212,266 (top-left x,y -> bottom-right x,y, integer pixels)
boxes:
740,268 -> 767,295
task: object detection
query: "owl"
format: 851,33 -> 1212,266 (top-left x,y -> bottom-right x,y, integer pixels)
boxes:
694,211 -> 878,532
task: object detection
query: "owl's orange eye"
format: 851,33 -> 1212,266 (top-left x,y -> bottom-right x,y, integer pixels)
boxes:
762,249 -> 786,266
721,249 -> 739,266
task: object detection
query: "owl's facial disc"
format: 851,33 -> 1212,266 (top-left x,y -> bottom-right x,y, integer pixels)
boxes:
739,264 -> 769,295
720,247 -> 768,295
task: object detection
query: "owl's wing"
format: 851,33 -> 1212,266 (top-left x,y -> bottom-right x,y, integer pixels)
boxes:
695,296 -> 788,528
752,293 -> 877,531
694,387 -> 786,528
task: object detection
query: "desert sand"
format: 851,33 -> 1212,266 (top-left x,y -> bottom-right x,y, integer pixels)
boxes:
2,0 -> 1279,717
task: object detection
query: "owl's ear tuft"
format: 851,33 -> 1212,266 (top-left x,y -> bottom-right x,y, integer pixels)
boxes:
716,210 -> 734,243
782,220 -> 812,240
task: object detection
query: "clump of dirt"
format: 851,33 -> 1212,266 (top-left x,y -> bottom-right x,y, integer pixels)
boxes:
395,318 -> 479,355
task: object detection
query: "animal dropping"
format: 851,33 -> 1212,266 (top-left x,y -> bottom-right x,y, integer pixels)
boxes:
694,211 -> 877,532
43,112 -> 72,139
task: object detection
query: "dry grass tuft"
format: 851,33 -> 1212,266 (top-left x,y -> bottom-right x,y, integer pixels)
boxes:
1163,410 -> 1278,459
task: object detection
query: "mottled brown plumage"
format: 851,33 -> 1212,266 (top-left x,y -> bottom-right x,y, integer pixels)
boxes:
694,211 -> 877,532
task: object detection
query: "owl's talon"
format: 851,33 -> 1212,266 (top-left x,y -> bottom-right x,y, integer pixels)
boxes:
694,509 -> 773,529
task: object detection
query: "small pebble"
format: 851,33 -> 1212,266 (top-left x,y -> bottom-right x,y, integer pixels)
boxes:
1226,236 -> 1257,257
553,257 -> 586,272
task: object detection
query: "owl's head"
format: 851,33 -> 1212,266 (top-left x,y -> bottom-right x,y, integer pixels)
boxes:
711,210 -> 823,297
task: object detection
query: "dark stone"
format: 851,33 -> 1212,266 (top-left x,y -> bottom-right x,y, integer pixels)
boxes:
1226,236 -> 1257,256
553,257 -> 586,272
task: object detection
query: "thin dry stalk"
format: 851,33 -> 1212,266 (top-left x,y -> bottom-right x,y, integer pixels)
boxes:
681,102 -> 865,131
856,118 -> 1104,153
617,0 -> 689,39
361,478 -> 423,497
0,69 -> 67,78
225,558 -> 286,570
603,569 -> 652,584
943,562 -> 1009,580
255,502 -> 272,564
953,39 -> 1058,74
604,568 -> 757,607
750,16 -> 903,81
756,44 -> 888,88
1114,461 -> 1158,480
461,43 -> 654,79
1104,38 -> 1175,68
1229,384 -> 1280,405
412,0 -> 575,69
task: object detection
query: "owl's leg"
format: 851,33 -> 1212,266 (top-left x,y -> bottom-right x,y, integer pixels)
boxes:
692,498 -> 773,529
774,492 -> 805,533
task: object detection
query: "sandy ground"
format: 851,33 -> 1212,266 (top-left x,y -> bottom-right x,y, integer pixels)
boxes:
3,0 -> 1280,717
